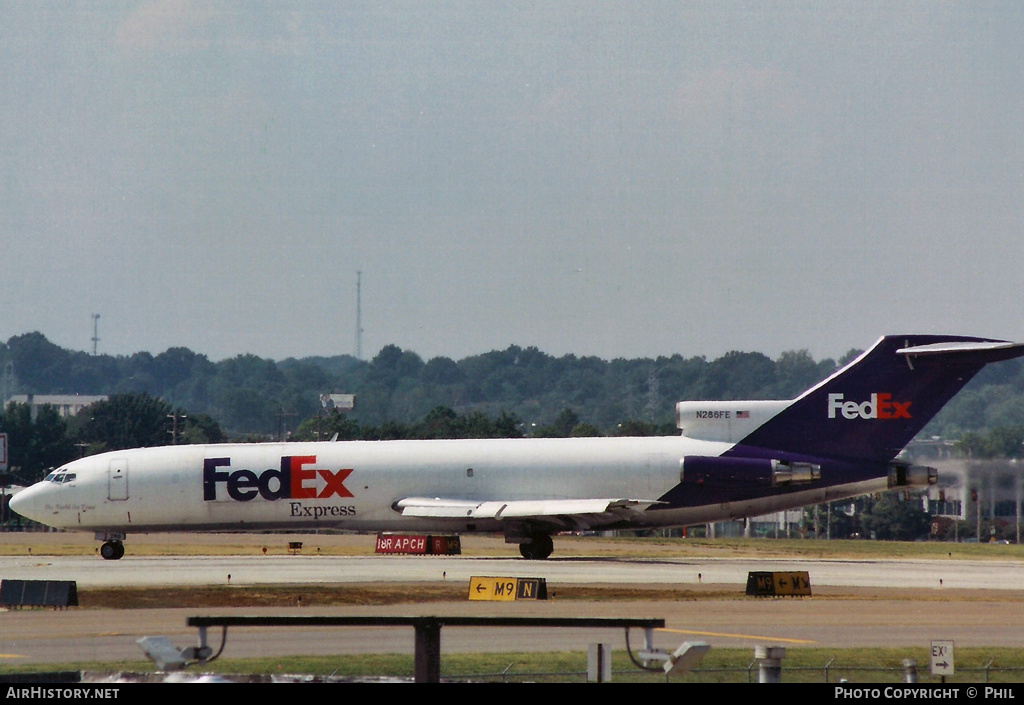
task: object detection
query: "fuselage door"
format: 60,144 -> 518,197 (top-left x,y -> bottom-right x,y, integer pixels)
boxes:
108,459 -> 128,501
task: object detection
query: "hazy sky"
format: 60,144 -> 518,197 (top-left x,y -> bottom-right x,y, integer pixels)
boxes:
3,1 -> 1024,364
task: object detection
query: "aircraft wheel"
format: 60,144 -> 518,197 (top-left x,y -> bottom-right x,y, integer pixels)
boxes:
518,534 -> 553,560
100,541 -> 124,560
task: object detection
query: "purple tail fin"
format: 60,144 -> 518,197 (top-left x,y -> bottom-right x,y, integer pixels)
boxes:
734,335 -> 1024,463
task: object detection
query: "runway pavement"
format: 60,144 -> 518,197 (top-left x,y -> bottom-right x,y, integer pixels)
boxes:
2,551 -> 1024,589
2,547 -> 1024,667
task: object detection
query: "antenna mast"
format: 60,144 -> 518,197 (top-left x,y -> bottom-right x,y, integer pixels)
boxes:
355,271 -> 363,361
92,314 -> 100,355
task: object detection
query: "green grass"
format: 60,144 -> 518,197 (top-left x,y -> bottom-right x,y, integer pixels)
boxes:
5,648 -> 1024,683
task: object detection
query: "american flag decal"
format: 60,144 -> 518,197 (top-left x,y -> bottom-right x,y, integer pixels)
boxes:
737,410 -> 750,418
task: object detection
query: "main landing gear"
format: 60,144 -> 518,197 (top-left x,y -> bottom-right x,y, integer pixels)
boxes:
100,540 -> 125,560
518,534 -> 554,560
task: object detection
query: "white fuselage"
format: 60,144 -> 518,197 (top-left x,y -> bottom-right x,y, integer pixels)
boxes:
9,435 -> 888,538
12,334 -> 1014,551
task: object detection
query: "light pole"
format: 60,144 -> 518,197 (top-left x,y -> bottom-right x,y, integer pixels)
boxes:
168,413 -> 186,444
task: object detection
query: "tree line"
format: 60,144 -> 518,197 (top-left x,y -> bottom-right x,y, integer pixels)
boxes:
4,330 -> 1024,485
1,331 -> 847,437
0,392 -> 224,486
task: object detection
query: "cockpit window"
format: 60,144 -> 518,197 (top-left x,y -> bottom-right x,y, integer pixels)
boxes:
44,473 -> 56,482
63,473 -> 76,483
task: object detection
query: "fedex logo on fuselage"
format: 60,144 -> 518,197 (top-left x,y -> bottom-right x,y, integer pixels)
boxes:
203,456 -> 353,502
827,393 -> 912,420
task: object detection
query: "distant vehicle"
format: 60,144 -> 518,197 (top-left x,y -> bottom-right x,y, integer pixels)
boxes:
11,335 -> 1024,560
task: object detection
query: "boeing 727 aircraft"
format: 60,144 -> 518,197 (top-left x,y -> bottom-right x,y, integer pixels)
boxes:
10,335 -> 1024,560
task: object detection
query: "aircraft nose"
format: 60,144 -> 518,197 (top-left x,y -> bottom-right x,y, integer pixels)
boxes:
8,483 -> 45,523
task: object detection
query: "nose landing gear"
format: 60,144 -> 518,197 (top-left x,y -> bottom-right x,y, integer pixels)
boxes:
100,540 -> 125,560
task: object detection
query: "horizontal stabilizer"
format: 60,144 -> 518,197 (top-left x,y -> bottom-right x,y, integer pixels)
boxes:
896,340 -> 1024,359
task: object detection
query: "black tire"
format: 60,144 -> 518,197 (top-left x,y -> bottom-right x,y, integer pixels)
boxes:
100,541 -> 124,560
518,534 -> 553,560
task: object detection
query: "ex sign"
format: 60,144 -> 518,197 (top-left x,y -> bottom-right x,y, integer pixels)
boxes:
931,640 -> 954,677
468,576 -> 548,601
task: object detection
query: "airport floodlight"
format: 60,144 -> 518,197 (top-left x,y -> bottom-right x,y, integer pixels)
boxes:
631,627 -> 711,675
136,636 -> 187,671
137,633 -> 215,672
664,641 -> 711,676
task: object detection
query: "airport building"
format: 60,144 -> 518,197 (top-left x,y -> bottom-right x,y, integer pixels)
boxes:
4,394 -> 107,419
702,440 -> 1024,542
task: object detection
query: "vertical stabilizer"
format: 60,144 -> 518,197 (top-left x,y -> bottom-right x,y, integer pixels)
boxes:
733,335 -> 1024,463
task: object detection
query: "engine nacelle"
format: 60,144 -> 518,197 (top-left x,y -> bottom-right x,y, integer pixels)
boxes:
888,463 -> 937,488
682,456 -> 821,488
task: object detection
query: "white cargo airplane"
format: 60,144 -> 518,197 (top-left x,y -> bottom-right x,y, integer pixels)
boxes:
11,335 -> 1024,560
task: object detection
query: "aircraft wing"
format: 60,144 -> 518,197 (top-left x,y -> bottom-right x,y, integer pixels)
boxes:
393,496 -> 661,530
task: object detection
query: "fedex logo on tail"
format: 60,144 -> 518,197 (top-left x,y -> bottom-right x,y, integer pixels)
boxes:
203,456 -> 354,502
827,393 -> 912,420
